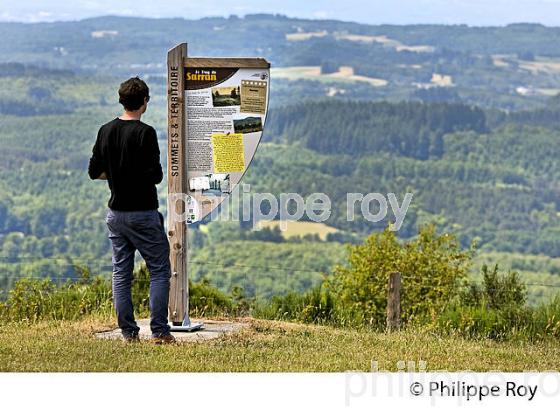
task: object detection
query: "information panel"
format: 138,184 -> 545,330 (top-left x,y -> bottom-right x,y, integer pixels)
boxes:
166,43 -> 270,327
184,65 -> 270,222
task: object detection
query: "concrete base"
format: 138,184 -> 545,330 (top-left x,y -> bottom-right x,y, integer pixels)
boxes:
170,322 -> 204,332
96,319 -> 248,342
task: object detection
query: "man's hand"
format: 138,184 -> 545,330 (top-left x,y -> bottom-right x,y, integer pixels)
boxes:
96,172 -> 107,180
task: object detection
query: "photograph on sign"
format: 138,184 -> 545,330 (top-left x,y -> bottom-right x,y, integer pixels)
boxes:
185,65 -> 270,222
233,116 -> 263,134
212,86 -> 241,106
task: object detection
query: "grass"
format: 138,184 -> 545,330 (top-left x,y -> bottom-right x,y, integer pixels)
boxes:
1,317 -> 559,372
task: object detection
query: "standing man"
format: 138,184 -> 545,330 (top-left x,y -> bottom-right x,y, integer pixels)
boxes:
88,77 -> 175,344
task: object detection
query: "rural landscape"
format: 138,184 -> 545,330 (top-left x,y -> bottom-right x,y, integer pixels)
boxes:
2,14 -> 560,371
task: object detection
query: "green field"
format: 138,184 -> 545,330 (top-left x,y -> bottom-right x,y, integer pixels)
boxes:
271,66 -> 388,87
256,220 -> 338,240
1,317 -> 559,372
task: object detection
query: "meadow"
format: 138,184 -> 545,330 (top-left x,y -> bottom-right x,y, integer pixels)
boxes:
2,317 -> 559,372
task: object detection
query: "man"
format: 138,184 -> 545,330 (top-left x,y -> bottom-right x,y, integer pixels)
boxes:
88,77 -> 175,344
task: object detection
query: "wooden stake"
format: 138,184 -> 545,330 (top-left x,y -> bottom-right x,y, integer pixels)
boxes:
167,43 -> 187,325
386,271 -> 401,332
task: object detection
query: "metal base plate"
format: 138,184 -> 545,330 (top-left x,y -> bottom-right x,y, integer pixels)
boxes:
169,322 -> 204,332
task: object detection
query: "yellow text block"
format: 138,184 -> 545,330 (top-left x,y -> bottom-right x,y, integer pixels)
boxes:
211,133 -> 245,173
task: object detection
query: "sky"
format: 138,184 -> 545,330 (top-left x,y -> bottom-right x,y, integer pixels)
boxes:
1,0 -> 560,26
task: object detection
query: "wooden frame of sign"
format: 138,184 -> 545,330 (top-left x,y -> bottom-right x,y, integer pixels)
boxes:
167,43 -> 270,330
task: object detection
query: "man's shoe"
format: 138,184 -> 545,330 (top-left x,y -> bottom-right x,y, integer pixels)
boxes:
151,333 -> 176,345
123,334 -> 140,343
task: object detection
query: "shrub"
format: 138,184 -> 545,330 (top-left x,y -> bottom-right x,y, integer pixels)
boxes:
0,269 -> 112,322
459,264 -> 527,309
531,295 -> 560,339
330,225 -> 471,328
255,225 -> 472,329
437,265 -> 560,341
437,304 -> 533,340
254,283 -> 337,325
0,264 -> 238,322
190,278 -> 235,317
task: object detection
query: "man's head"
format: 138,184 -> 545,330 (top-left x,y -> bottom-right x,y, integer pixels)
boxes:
118,77 -> 150,113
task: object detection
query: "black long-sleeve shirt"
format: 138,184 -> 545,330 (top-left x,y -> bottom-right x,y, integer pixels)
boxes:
88,118 -> 163,211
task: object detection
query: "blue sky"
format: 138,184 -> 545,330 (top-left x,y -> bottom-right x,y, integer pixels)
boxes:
1,0 -> 560,26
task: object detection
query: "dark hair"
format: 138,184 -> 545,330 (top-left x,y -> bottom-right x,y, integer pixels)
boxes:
118,77 -> 150,111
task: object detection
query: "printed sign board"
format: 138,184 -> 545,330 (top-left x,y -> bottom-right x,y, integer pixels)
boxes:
166,43 -> 270,328
184,64 -> 270,222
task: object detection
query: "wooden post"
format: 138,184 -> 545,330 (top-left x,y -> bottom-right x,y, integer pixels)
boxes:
386,271 -> 401,332
167,43 -> 187,325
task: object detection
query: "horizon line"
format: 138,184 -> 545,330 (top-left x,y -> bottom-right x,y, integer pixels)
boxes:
0,13 -> 558,29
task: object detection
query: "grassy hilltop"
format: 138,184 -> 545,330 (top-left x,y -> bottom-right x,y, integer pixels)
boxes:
1,228 -> 560,372
2,318 -> 560,372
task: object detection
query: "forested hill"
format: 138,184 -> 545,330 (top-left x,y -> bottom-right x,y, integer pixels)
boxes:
3,16 -> 560,66
3,15 -> 560,110
251,98 -> 560,256
265,101 -> 487,159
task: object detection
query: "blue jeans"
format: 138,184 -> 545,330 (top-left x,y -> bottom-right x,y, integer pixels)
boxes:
106,209 -> 171,337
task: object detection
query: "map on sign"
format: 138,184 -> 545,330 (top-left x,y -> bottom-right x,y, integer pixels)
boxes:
184,65 -> 270,222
